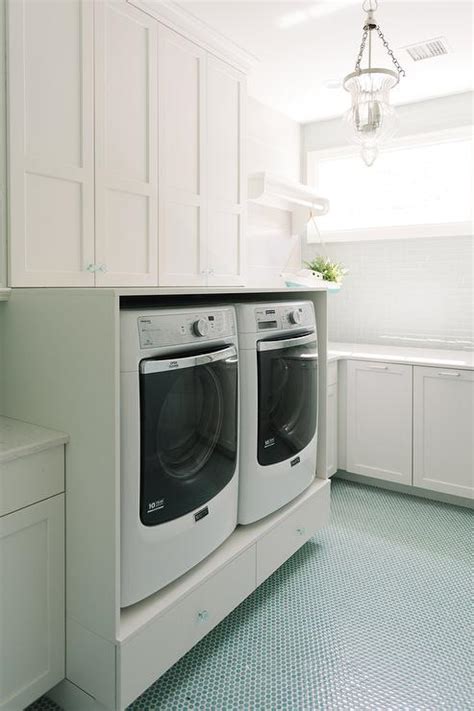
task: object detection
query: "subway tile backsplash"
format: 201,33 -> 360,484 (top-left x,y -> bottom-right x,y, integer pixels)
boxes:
303,235 -> 474,350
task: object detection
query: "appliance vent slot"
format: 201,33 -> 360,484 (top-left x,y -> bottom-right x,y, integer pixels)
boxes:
404,37 -> 449,62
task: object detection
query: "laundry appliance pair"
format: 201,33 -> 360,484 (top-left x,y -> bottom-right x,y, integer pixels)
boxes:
120,300 -> 319,607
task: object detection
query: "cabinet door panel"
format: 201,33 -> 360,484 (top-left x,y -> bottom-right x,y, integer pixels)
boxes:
207,211 -> 243,284
158,27 -> 206,286
0,496 -> 64,711
327,382 -> 338,477
8,0 -> 94,286
207,56 -> 245,286
414,367 -> 474,498
94,0 -> 158,286
346,360 -> 412,484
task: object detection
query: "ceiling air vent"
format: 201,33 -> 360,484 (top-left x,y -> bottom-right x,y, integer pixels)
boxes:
404,37 -> 449,62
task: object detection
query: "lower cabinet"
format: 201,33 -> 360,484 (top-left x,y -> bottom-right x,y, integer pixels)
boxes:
327,362 -> 338,477
346,360 -> 413,485
413,366 -> 474,498
0,494 -> 65,711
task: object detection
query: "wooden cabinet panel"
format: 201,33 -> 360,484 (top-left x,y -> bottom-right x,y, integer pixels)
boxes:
346,360 -> 413,485
207,56 -> 245,286
8,0 -> 95,286
158,26 -> 207,286
0,495 -> 64,710
94,0 -> 158,286
413,366 -> 474,498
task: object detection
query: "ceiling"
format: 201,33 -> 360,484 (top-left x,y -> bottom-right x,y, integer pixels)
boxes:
176,0 -> 474,123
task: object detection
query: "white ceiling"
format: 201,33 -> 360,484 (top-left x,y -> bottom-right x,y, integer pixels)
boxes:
176,0 -> 474,123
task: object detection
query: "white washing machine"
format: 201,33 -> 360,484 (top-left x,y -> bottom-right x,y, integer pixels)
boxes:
120,306 -> 239,607
236,301 -> 318,524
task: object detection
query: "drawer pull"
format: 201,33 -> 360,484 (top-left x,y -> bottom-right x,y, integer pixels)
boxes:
368,364 -> 388,370
296,527 -> 306,536
438,371 -> 461,377
197,609 -> 209,623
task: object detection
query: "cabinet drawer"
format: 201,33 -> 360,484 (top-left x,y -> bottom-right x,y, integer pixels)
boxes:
119,545 -> 256,709
256,481 -> 330,586
0,446 -> 65,517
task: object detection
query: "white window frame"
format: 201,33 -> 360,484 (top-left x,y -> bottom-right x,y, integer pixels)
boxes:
306,126 -> 473,243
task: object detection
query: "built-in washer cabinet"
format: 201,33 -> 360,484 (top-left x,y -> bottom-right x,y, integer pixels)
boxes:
329,359 -> 473,499
0,420 -> 67,711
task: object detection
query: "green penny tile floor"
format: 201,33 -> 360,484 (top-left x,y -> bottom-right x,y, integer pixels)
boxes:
29,479 -> 473,711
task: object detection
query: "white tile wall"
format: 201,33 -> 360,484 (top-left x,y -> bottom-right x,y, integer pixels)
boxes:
303,235 -> 474,350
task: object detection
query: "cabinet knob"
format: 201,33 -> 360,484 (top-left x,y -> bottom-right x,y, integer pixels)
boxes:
197,609 -> 209,623
84,263 -> 107,274
296,527 -> 306,536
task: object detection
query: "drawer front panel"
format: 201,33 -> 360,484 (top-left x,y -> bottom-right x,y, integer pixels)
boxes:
256,481 -> 330,586
0,446 -> 65,518
120,545 -> 256,709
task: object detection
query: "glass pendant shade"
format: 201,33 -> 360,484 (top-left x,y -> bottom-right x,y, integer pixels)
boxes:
343,68 -> 399,166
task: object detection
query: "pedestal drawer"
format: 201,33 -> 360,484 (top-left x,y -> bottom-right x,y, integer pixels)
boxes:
119,545 -> 256,709
256,480 -> 330,586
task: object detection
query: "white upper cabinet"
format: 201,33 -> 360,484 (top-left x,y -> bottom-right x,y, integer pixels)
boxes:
206,57 -> 246,286
8,0 -> 95,286
158,28 -> 246,287
158,26 -> 207,287
94,0 -> 158,286
413,366 -> 474,498
7,0 -> 247,288
346,360 -> 413,485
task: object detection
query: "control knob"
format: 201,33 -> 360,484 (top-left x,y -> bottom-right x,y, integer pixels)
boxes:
193,318 -> 209,337
289,310 -> 303,325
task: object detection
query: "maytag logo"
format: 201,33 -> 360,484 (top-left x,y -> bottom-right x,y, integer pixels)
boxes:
168,361 -> 179,369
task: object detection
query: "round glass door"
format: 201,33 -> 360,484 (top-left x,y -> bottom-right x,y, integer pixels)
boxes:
257,338 -> 318,466
139,348 -> 238,526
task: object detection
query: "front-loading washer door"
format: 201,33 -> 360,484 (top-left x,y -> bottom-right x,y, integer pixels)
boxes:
257,332 -> 318,466
139,346 -> 238,526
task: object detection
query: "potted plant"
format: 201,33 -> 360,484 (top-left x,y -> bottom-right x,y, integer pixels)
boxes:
304,256 -> 348,284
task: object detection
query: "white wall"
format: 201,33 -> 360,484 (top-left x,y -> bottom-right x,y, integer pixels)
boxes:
302,92 -> 474,349
246,97 -> 301,286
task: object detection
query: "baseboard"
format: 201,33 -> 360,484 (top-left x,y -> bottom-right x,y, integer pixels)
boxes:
333,470 -> 474,509
48,679 -> 108,711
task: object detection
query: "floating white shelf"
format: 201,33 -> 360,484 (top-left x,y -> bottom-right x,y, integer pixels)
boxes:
248,172 -> 329,212
248,172 -> 329,236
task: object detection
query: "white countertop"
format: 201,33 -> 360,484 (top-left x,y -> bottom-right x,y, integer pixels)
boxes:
0,416 -> 69,464
328,342 -> 474,370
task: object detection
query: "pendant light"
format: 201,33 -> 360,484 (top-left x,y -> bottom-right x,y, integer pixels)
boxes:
343,0 -> 405,166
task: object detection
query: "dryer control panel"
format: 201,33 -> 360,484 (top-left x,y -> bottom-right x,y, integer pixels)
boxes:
254,302 -> 314,333
138,308 -> 235,349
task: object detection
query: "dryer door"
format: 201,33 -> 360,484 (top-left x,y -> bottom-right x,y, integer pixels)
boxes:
139,346 -> 238,525
257,332 -> 318,466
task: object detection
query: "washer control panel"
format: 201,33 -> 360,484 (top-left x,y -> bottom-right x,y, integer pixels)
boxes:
138,309 -> 235,349
255,302 -> 314,332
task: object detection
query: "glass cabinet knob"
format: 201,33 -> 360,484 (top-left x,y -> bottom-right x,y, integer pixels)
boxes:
197,609 -> 209,623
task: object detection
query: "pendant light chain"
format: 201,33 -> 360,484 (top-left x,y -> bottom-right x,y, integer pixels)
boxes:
375,26 -> 406,76
353,0 -> 406,77
354,28 -> 369,72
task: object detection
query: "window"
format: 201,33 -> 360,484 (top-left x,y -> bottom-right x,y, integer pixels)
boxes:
307,127 -> 473,241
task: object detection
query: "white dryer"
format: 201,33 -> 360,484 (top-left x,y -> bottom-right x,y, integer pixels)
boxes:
120,306 -> 239,607
236,301 -> 318,524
